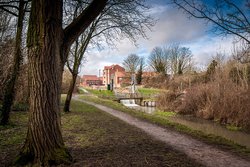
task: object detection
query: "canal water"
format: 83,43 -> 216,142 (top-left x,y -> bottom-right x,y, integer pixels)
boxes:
122,104 -> 250,149
168,115 -> 250,149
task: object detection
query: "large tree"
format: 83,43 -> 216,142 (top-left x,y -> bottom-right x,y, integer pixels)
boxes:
16,0 -> 107,165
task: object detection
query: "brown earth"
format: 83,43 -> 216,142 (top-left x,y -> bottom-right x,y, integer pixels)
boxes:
74,97 -> 250,167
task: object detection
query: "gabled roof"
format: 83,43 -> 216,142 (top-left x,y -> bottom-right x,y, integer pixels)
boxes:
82,75 -> 99,81
104,64 -> 125,71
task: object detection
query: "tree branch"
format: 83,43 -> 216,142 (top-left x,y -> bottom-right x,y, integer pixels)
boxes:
0,6 -> 18,16
63,0 -> 107,47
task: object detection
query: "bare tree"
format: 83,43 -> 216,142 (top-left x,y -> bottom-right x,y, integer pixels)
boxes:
123,54 -> 140,73
232,40 -> 250,63
169,45 -> 193,75
177,47 -> 193,75
172,0 -> 250,44
15,0 -> 107,165
0,10 -> 13,41
0,0 -> 27,125
0,10 -> 14,96
63,0 -> 154,112
148,44 -> 194,76
148,46 -> 169,75
64,33 -> 88,112
0,39 -> 15,99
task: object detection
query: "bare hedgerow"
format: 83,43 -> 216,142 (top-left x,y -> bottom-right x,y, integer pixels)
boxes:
156,59 -> 250,130
157,90 -> 184,112
179,61 -> 250,130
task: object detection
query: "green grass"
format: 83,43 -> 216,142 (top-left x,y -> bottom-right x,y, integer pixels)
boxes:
0,112 -> 28,166
83,87 -> 115,99
154,111 -> 176,117
78,95 -> 250,157
138,87 -> 164,95
0,98 -> 201,166
226,125 -> 242,131
138,87 -> 166,100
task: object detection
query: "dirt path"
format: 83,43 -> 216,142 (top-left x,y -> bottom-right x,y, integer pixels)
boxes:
73,97 -> 250,167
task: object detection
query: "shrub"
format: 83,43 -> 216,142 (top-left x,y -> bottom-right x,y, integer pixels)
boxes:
159,61 -> 250,131
179,79 -> 250,130
157,91 -> 183,112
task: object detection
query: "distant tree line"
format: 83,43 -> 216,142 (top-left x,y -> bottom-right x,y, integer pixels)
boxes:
123,43 -> 194,84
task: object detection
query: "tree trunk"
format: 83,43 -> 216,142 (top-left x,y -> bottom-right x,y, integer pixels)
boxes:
15,0 -> 107,165
1,0 -> 25,125
64,74 -> 77,112
16,0 -> 72,165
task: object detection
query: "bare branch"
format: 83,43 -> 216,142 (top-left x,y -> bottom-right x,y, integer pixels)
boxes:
172,0 -> 250,44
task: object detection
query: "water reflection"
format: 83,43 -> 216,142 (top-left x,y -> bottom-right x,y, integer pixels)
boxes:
168,115 -> 250,149
131,106 -> 156,114
126,104 -> 250,149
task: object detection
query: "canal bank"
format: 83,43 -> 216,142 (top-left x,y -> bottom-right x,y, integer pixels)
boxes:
74,96 -> 250,167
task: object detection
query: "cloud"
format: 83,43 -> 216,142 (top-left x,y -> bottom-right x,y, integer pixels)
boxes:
79,2 -> 235,76
185,35 -> 235,66
139,4 -> 208,49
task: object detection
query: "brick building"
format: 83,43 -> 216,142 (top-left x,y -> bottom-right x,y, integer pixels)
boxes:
80,75 -> 103,87
103,64 -> 125,88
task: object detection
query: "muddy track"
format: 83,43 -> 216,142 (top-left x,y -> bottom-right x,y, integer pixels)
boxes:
74,97 -> 250,167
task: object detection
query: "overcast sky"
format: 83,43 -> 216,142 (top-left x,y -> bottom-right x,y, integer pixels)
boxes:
80,0 -> 236,76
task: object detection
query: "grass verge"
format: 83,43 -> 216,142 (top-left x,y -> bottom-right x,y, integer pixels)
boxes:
78,95 -> 250,158
0,98 -> 201,166
81,87 -> 115,100
138,87 -> 164,95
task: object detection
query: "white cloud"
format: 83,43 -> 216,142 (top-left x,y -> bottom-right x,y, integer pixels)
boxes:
185,35 -> 235,66
79,3 -> 235,75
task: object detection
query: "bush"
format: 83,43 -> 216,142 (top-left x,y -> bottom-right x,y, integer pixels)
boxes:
158,61 -> 250,131
157,91 -> 183,112
179,81 -> 250,130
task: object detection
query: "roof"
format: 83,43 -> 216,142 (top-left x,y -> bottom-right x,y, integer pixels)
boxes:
104,64 -> 125,71
82,75 -> 99,81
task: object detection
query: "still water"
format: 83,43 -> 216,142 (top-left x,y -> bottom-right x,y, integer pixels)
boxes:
168,115 -> 250,149
127,105 -> 250,149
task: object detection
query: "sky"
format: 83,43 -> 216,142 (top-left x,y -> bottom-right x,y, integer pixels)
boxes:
80,0 -> 239,76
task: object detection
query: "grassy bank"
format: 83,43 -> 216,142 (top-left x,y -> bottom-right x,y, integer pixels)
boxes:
0,99 -> 201,166
80,87 -> 115,100
78,95 -> 250,158
138,87 -> 163,95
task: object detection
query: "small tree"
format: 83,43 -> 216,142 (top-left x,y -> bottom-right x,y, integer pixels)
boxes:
148,46 -> 169,75
63,0 -> 154,112
165,44 -> 193,76
123,54 -> 140,73
176,46 -> 193,75
136,57 -> 145,85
